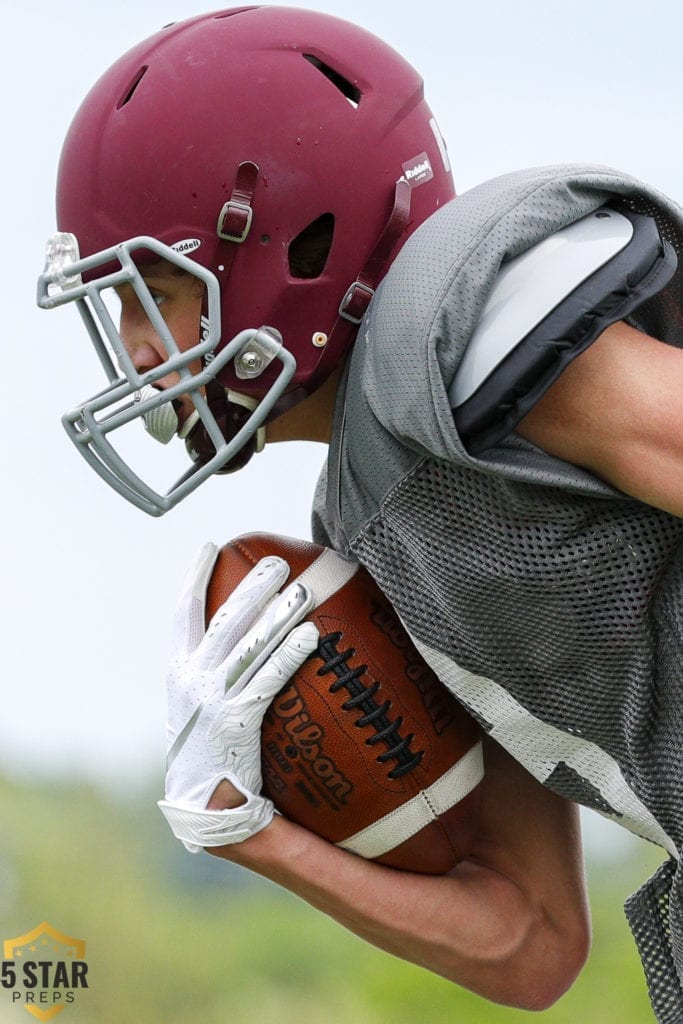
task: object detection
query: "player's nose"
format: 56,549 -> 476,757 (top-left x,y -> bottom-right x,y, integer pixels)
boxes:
118,310 -> 171,378
124,338 -> 165,377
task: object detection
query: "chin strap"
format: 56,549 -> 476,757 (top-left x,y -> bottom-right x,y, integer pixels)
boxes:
259,176 -> 415,428
225,390 -> 267,453
135,384 -> 179,444
177,161 -> 266,474
184,380 -> 266,474
217,161 -> 259,246
186,174 -> 414,472
338,176 -> 413,325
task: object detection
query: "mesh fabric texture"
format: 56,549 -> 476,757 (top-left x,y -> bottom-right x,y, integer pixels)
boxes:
312,165 -> 683,1022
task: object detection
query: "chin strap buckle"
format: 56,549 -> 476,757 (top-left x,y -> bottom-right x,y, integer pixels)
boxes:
338,177 -> 412,326
339,281 -> 375,324
217,162 -> 259,243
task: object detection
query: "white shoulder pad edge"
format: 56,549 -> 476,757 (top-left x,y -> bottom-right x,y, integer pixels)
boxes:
448,208 -> 634,406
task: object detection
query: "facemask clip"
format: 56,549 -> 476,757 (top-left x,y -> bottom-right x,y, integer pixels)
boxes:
42,232 -> 83,298
234,327 -> 283,380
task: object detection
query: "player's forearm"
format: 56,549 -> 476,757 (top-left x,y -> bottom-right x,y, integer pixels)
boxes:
209,815 -> 582,1011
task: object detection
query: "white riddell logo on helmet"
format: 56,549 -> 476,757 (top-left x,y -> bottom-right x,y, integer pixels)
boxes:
200,315 -> 213,355
400,152 -> 434,188
406,161 -> 430,180
171,238 -> 201,254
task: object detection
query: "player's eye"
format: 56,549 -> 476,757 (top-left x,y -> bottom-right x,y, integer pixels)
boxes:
151,292 -> 167,308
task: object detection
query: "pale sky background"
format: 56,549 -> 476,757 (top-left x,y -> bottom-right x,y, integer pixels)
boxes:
3,0 -> 682,860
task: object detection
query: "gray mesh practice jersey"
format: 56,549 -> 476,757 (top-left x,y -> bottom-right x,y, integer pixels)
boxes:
311,165 -> 683,1023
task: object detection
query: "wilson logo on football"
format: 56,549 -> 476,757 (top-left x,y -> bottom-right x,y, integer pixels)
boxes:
268,683 -> 353,805
210,532 -> 484,874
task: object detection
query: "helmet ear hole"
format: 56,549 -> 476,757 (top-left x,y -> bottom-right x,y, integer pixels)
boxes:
288,213 -> 335,279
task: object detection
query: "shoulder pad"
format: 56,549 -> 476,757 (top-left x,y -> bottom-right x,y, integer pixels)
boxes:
449,205 -> 677,453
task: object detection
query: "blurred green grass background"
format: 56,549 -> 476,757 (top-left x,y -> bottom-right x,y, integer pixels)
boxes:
0,775 -> 663,1024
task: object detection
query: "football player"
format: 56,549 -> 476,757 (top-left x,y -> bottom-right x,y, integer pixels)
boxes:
38,8 -> 683,1019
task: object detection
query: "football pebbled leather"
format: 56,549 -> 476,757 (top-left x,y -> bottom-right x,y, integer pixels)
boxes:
207,532 -> 483,874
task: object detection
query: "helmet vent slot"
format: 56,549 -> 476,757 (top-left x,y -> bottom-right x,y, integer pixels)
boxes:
288,214 -> 335,279
303,54 -> 361,108
117,66 -> 149,110
214,7 -> 260,19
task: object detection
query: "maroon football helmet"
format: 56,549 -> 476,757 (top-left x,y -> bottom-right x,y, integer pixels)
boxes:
38,6 -> 455,514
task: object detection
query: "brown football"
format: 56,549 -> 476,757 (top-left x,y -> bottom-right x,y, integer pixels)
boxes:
206,532 -> 483,875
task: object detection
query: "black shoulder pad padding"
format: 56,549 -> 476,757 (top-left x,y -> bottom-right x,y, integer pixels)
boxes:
453,207 -> 678,454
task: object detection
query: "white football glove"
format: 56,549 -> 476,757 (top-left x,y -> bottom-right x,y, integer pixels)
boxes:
158,542 -> 319,852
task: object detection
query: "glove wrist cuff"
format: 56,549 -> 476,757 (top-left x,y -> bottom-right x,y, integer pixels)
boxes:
158,795 -> 274,852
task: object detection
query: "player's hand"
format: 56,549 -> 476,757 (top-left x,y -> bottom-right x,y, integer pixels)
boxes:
157,542 -> 319,852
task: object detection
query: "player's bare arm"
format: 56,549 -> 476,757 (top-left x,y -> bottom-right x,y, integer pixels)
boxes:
207,736 -> 590,1012
518,320 -> 683,518
38,9 -> 683,1020
159,539 -> 588,1012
